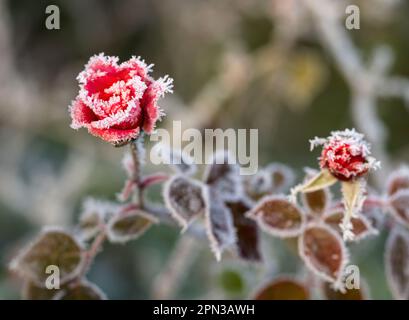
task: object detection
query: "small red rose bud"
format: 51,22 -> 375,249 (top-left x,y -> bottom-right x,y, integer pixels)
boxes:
290,129 -> 380,241
310,129 -> 380,181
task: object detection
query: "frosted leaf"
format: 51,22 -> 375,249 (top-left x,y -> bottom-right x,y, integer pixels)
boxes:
107,210 -> 158,243
10,228 -> 84,287
289,169 -> 337,203
78,198 -> 119,240
248,195 -> 305,238
388,189 -> 409,228
22,280 -> 61,300
360,196 -> 386,230
302,189 -> 331,216
324,210 -> 378,242
164,175 -> 207,230
225,199 -> 261,262
161,147 -> 197,176
321,280 -> 368,300
252,277 -> 309,300
203,151 -> 243,201
244,163 -> 294,200
244,171 -> 272,201
54,280 -> 106,300
299,223 -> 348,284
385,226 -> 409,300
205,191 -> 236,261
340,180 -> 366,241
386,166 -> 409,196
266,163 -> 295,193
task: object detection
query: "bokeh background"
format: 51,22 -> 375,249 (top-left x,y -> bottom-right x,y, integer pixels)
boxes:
0,0 -> 408,299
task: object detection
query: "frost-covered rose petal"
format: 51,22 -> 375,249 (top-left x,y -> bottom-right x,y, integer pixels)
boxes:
69,53 -> 173,144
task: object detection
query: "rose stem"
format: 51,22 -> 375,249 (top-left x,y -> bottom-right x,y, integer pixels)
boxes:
130,137 -> 144,207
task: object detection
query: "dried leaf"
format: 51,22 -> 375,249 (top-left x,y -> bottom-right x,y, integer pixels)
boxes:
299,223 -> 348,283
22,280 -> 61,300
248,195 -> 305,238
253,277 -> 309,300
54,280 -> 106,300
385,226 -> 409,299
266,163 -> 295,193
11,228 -> 84,287
302,189 -> 330,216
78,198 -> 119,240
324,210 -> 377,242
205,191 -> 236,261
389,189 -> 409,228
340,180 -> 366,241
291,169 -> 337,201
321,281 -> 368,300
164,175 -> 207,230
107,210 -> 158,243
203,151 -> 242,201
244,163 -> 294,200
225,199 -> 261,262
386,166 -> 409,196
361,196 -> 386,230
244,171 -> 272,201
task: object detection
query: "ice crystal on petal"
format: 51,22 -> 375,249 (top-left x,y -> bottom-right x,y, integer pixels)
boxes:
69,53 -> 173,144
312,129 -> 380,181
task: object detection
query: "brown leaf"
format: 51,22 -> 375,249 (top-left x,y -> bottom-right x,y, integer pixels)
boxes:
244,163 -> 294,200
10,228 -> 84,287
54,280 -> 106,300
386,166 -> 409,196
385,226 -> 409,299
225,199 -> 261,262
302,189 -> 330,216
321,281 -> 368,300
164,175 -> 207,229
248,195 -> 305,238
253,277 -> 309,300
107,210 -> 158,243
22,280 -> 61,300
389,189 -> 409,228
299,223 -> 347,283
324,210 -> 377,242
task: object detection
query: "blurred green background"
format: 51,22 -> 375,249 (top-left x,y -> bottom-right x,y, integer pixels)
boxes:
0,0 -> 408,299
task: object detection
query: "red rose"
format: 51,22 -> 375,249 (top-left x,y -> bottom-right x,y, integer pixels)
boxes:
310,129 -> 380,181
69,53 -> 173,144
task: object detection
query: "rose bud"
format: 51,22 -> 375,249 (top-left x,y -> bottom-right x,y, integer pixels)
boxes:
69,53 -> 173,145
290,129 -> 380,241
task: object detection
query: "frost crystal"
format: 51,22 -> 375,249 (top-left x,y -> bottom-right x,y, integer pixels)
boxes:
69,53 -> 173,144
312,129 -> 380,181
